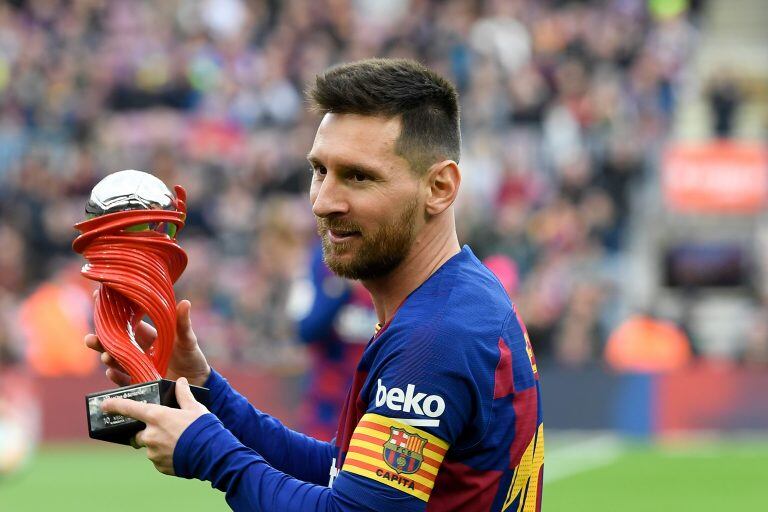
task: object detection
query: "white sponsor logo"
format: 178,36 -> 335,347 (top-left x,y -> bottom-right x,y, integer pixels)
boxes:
375,379 -> 445,427
328,458 -> 339,487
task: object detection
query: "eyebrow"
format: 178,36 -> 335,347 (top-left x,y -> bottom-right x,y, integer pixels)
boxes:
306,155 -> 382,177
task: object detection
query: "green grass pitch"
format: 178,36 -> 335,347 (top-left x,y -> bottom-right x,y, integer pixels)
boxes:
545,435 -> 768,511
0,443 -> 224,511
1,436 -> 767,511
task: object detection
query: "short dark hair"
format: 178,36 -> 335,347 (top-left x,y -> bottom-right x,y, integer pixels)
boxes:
307,58 -> 461,174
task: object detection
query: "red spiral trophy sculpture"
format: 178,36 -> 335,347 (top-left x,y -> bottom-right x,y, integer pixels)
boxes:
73,170 -> 208,444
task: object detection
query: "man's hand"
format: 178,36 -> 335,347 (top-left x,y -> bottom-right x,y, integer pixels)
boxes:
101,377 -> 208,475
84,299 -> 211,387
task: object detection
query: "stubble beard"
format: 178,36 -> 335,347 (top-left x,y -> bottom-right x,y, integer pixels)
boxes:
317,197 -> 418,281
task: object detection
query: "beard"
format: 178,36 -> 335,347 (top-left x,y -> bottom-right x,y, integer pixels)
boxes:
317,197 -> 418,281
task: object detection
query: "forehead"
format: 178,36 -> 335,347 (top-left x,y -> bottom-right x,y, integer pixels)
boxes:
309,113 -> 405,169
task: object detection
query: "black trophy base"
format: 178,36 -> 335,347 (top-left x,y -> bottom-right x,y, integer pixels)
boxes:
86,379 -> 210,445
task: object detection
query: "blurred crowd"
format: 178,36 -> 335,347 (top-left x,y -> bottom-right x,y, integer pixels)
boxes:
0,0 -> 702,372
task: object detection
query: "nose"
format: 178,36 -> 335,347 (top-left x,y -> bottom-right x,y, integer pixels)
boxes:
311,174 -> 349,218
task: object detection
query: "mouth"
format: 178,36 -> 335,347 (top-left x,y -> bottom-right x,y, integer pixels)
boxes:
327,229 -> 361,244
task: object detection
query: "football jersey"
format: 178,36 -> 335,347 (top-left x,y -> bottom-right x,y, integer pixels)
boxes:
330,246 -> 543,511
174,246 -> 543,512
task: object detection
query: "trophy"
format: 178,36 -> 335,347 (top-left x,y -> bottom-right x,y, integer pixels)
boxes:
73,170 -> 209,444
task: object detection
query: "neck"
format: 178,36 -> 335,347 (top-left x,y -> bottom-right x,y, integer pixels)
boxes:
362,219 -> 461,325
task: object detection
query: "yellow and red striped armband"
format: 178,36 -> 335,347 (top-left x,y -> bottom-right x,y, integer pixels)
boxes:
341,413 -> 449,502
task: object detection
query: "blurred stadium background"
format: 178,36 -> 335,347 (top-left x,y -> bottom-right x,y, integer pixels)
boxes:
0,0 -> 767,510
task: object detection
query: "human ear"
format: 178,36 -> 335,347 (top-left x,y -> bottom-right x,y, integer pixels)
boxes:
424,160 -> 460,216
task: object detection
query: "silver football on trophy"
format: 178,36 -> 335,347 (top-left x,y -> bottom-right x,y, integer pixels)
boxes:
85,170 -> 175,217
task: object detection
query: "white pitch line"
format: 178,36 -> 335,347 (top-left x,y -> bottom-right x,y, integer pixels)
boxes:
544,434 -> 624,484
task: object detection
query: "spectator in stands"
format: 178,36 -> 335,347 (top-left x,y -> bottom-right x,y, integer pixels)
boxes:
605,311 -> 693,372
0,0 -> 697,376
707,70 -> 743,139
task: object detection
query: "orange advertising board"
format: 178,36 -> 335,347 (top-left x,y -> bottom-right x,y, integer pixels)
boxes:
662,141 -> 768,213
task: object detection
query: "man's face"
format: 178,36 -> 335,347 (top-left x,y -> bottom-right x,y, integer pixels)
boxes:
308,114 -> 423,280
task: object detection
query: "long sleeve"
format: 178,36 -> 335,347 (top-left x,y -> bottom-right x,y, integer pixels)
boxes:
174,414 -> 389,512
176,365 -> 449,512
205,368 -> 334,485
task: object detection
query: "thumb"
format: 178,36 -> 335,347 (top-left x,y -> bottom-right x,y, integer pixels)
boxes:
175,377 -> 198,410
176,300 -> 197,349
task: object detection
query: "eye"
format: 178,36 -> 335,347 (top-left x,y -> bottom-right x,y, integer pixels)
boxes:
310,164 -> 326,177
352,172 -> 367,182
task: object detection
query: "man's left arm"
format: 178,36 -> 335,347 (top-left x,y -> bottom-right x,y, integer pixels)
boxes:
103,352 -> 474,512
176,345 -> 474,512
204,367 -> 335,485
103,378 -> 374,512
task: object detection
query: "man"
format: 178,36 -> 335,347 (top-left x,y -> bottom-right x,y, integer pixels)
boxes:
86,58 -> 544,511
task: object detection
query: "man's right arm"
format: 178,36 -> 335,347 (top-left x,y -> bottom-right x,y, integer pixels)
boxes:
85,299 -> 334,485
204,367 -> 335,486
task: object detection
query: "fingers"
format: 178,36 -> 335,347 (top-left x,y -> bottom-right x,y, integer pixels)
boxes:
135,321 -> 158,351
89,334 -> 129,373
106,368 -> 131,387
131,431 -> 172,475
101,397 -> 159,423
100,351 -> 124,370
175,300 -> 197,349
88,334 -> 131,385
87,332 -> 128,385
84,333 -> 104,353
100,352 -> 130,377
87,327 -> 153,366
130,431 -> 146,450
175,377 -> 198,410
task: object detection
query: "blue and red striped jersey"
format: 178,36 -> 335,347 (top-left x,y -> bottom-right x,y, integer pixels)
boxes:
330,245 -> 544,511
174,246 -> 543,511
